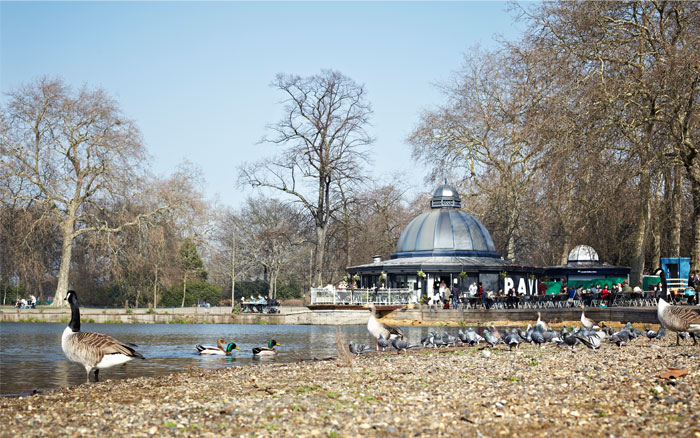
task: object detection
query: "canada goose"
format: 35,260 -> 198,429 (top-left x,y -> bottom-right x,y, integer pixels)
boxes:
654,268 -> 700,345
580,304 -> 597,330
657,298 -> 700,345
252,339 -> 280,357
367,303 -> 404,350
62,290 -> 144,382
195,339 -> 239,355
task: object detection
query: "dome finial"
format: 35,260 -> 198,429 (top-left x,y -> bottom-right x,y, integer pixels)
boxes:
431,183 -> 461,209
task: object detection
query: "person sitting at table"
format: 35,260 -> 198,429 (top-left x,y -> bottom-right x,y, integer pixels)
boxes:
567,286 -> 578,306
622,281 -> 632,293
600,284 -> 611,307
257,295 -> 266,304
505,287 -> 516,309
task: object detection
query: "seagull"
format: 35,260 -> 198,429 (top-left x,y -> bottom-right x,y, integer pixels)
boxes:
62,290 -> 144,383
367,303 -> 404,351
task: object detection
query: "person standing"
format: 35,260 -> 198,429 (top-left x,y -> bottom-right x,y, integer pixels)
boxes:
469,281 -> 477,297
451,284 -> 460,309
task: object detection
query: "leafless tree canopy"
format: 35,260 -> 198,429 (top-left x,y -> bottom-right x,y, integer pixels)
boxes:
239,70 -> 373,289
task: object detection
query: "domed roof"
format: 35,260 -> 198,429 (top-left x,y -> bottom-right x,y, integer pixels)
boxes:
431,184 -> 462,208
567,245 -> 599,264
393,184 -> 499,259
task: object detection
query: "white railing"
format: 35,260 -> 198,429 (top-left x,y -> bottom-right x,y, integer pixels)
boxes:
310,287 -> 419,305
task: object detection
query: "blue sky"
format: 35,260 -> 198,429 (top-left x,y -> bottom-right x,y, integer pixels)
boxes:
1,1 -> 522,208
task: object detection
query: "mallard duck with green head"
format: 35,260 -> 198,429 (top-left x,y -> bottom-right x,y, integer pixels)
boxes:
196,338 -> 239,355
252,339 -> 280,357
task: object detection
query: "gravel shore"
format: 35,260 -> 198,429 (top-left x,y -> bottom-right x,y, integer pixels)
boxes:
1,336 -> 699,437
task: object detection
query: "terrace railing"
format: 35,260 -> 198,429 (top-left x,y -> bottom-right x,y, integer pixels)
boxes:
310,287 -> 419,306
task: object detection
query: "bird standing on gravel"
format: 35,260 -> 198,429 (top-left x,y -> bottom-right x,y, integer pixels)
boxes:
349,343 -> 371,356
377,335 -> 390,351
563,333 -> 580,351
654,268 -> 700,345
391,339 -> 417,353
580,305 -> 598,330
62,290 -> 145,383
367,303 -> 404,351
536,312 -> 549,331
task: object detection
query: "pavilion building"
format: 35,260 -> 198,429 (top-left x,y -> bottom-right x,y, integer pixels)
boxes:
347,184 -> 541,300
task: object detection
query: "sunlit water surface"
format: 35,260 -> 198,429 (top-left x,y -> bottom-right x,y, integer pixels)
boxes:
0,322 -> 437,396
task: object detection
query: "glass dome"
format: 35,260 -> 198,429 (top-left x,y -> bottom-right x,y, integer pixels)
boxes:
567,245 -> 599,264
393,184 -> 499,259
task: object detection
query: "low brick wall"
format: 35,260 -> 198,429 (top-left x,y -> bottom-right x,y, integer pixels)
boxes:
4,305 -> 695,325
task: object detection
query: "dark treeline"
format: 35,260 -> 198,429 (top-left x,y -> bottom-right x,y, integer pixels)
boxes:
1,2 -> 698,306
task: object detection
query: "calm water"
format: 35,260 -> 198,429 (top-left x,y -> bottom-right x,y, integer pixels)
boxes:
0,322 -> 434,396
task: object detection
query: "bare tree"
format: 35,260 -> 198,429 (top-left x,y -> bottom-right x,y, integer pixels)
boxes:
0,78 -> 171,305
239,70 -> 373,290
525,1 -> 695,284
409,48 -> 549,260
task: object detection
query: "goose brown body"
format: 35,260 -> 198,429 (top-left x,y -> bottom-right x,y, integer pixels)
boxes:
62,290 -> 144,382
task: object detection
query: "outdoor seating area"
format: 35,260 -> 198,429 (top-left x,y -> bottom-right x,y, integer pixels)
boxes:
307,286 -> 697,309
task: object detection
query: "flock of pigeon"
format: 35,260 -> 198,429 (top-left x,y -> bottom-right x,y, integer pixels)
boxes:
354,296 -> 700,357
351,317 -> 694,357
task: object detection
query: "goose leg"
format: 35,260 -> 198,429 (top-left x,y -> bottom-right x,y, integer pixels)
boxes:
676,334 -> 680,346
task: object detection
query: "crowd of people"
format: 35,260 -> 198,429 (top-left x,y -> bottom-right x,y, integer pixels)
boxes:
422,273 -> 699,310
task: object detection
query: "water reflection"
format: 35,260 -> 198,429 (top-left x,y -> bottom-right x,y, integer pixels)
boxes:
0,322 -> 440,396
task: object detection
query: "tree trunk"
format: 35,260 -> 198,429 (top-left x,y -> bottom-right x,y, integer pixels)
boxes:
52,219 -> 76,307
37,281 -> 44,306
630,171 -> 652,287
181,271 -> 187,308
314,225 -> 327,287
692,178 -> 700,274
560,233 -> 571,266
268,269 -> 275,297
135,289 -> 141,308
668,165 -> 682,256
649,216 -> 660,271
153,267 -> 158,309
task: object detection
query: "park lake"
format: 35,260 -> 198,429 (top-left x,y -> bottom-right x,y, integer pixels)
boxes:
0,322 -> 436,396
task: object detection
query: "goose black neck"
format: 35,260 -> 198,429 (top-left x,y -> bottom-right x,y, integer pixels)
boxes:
68,297 -> 80,332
